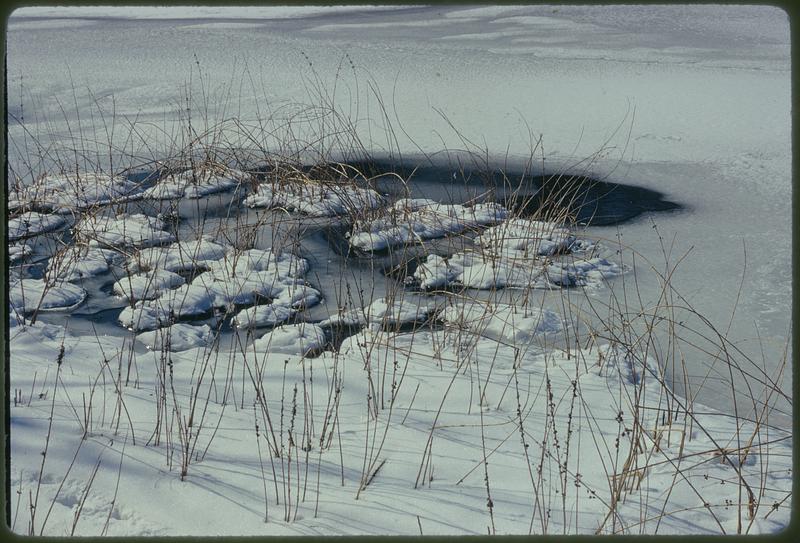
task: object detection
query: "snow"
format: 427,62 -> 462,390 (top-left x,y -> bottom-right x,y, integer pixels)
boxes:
348,199 -> 509,251
457,218 -> 615,290
9,279 -> 87,314
76,213 -> 175,248
136,323 -> 214,352
231,304 -> 296,328
47,246 -> 123,282
5,4 -> 792,537
141,168 -> 246,200
321,296 -> 434,328
8,211 -> 67,241
9,173 -> 143,213
476,218 -> 585,257
440,300 -> 564,345
112,269 -> 186,302
9,242 -> 33,265
252,322 -> 327,356
131,238 -> 227,273
245,179 -> 383,217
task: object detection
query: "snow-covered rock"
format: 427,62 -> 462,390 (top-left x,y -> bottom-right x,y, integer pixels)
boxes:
348,199 -> 508,251
9,279 -> 87,313
136,323 -> 214,352
131,238 -> 227,273
245,179 -> 382,216
8,212 -> 67,241
47,246 -> 123,282
9,243 -> 32,265
118,282 -> 216,331
10,172 -> 143,212
142,167 -> 247,200
231,303 -> 296,328
321,296 -> 434,328
476,218 -> 588,257
441,301 -> 564,344
113,269 -> 186,301
252,322 -> 327,356
76,213 -> 175,248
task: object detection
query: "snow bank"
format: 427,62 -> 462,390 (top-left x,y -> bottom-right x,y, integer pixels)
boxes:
413,251 -> 621,290
8,212 -> 67,241
245,179 -> 383,217
348,199 -> 508,251
47,246 -> 123,282
411,219 -> 620,290
9,279 -> 87,314
142,168 -> 247,200
209,248 -> 309,279
252,322 -> 327,356
137,323 -> 214,352
231,304 -> 296,328
9,243 -> 32,265
113,269 -> 186,301
9,173 -> 143,212
118,283 -> 216,331
131,238 -> 227,273
321,296 -> 434,328
476,218 -> 589,257
118,248 -> 318,330
76,213 -> 175,248
441,300 -> 563,344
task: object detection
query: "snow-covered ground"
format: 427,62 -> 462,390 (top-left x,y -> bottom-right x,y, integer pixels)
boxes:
6,5 -> 791,536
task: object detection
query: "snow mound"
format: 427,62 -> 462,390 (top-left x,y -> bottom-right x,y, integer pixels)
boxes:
9,243 -> 32,265
113,269 -> 186,301
252,323 -> 327,356
9,279 -> 87,314
118,248 -> 318,331
137,323 -> 214,352
47,246 -> 123,281
207,248 -> 309,279
441,301 -> 564,344
10,172 -> 143,212
348,199 -> 508,251
245,179 -> 383,217
76,213 -> 175,248
271,282 -> 323,309
231,304 -> 296,328
142,168 -> 247,200
321,296 -> 434,328
118,283 -> 216,331
476,218 -> 587,257
415,251 -> 622,290
131,238 -> 228,273
8,212 -> 67,241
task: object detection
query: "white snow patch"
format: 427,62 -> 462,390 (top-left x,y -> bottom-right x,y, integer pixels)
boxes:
113,269 -> 186,301
10,173 -> 143,213
252,322 -> 327,356
141,168 -> 247,200
348,199 -> 508,251
441,300 -> 564,344
8,212 -> 67,241
232,304 -> 296,328
47,246 -> 123,282
131,238 -> 227,273
9,279 -> 87,314
137,323 -> 214,352
321,296 -> 434,328
76,213 -> 175,248
245,180 -> 383,217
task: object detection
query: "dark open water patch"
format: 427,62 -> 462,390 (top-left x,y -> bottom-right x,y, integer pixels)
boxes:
340,159 -> 681,226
